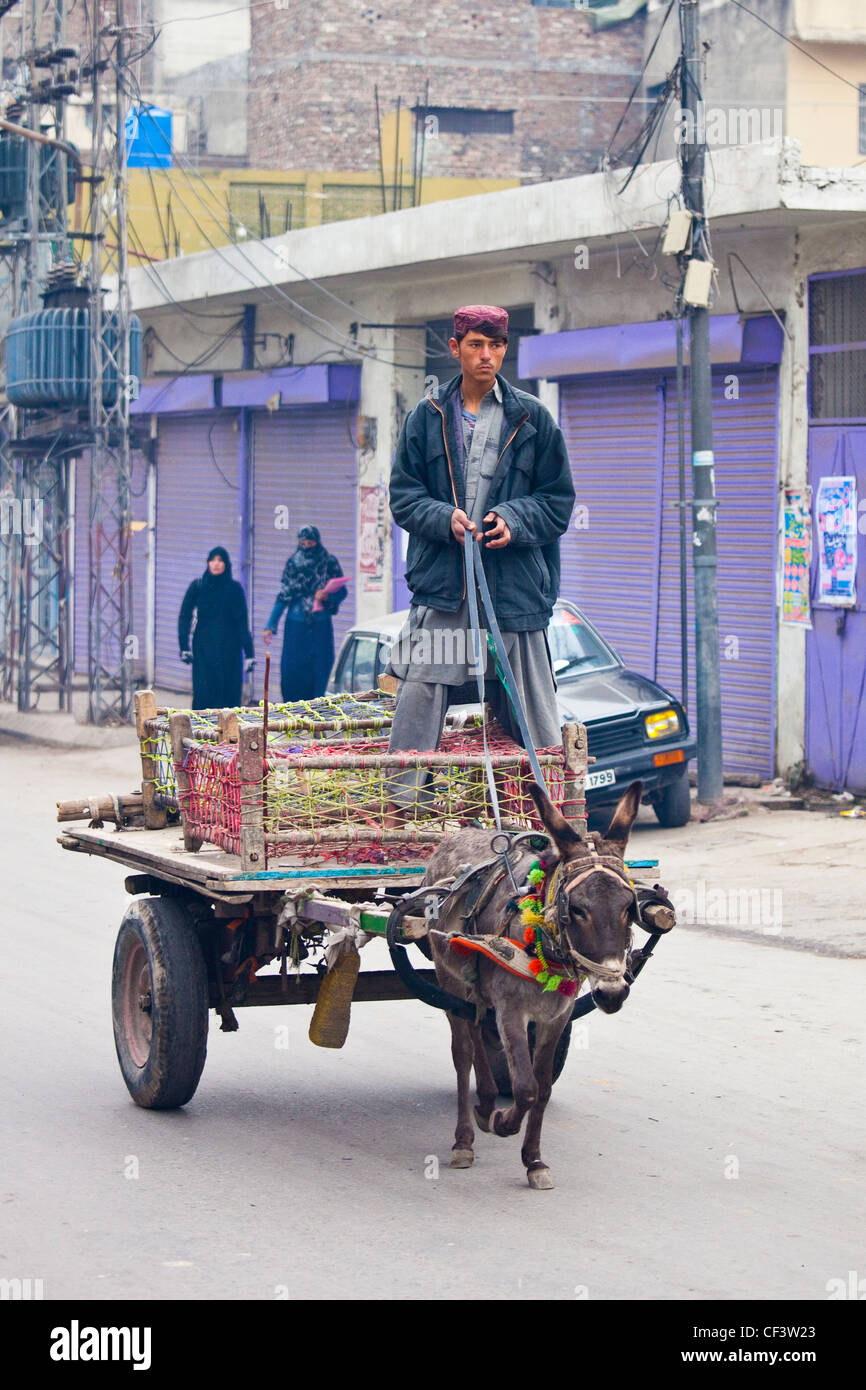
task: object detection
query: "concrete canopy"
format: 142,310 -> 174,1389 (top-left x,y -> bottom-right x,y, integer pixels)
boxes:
128,140 -> 866,318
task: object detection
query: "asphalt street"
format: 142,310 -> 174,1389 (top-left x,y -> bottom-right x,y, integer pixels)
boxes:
1,737 -> 864,1301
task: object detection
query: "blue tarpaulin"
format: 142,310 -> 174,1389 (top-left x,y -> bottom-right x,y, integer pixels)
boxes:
125,105 -> 172,169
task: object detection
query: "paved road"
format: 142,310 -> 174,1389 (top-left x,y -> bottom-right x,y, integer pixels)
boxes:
2,739 -> 864,1300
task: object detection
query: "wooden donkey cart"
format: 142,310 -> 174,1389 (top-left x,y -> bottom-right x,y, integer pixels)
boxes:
56,679 -> 675,1188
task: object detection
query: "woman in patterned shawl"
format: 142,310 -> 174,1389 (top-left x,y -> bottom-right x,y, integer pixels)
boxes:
263,525 -> 348,701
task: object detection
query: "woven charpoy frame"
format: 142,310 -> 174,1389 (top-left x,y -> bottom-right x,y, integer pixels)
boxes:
179,725 -> 582,868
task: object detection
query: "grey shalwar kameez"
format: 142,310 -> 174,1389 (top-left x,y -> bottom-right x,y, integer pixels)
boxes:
388,378 -> 561,803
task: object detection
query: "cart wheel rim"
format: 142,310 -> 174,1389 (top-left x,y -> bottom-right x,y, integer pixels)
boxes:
121,938 -> 153,1068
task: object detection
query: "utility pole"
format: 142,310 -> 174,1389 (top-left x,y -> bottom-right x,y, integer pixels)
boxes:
85,0 -> 136,723
679,0 -> 723,803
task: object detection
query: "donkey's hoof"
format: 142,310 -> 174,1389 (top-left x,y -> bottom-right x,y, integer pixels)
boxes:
527,1166 -> 554,1190
473,1107 -> 492,1134
450,1148 -> 474,1168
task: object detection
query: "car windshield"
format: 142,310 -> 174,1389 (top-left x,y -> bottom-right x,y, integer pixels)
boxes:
548,607 -> 616,677
341,605 -> 616,693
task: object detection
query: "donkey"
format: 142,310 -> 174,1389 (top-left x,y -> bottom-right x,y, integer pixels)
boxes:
424,780 -> 643,1190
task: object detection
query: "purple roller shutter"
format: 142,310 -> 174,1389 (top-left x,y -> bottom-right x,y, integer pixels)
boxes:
154,413 -> 242,693
559,366 -> 778,777
73,448 -> 149,681
558,373 -> 665,673
656,367 -> 779,778
251,407 -> 357,693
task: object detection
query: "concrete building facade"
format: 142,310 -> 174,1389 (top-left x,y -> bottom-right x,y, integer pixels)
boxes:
644,0 -> 866,169
248,0 -> 648,182
122,138 -> 866,790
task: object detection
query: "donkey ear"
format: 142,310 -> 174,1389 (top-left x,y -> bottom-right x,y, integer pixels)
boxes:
601,781 -> 643,854
530,783 -> 583,856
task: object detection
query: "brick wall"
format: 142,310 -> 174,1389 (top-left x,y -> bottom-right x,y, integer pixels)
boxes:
249,1 -> 647,183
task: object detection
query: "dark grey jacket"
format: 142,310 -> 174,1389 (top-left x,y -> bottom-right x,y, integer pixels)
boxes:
389,372 -> 575,631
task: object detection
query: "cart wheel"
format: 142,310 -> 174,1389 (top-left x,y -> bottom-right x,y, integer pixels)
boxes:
480,1017 -> 572,1098
112,896 -> 209,1109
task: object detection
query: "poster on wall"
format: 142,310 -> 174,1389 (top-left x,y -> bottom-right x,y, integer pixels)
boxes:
359,483 -> 385,593
815,476 -> 857,607
780,487 -> 812,627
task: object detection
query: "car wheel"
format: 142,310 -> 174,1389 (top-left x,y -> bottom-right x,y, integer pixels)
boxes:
653,767 -> 691,828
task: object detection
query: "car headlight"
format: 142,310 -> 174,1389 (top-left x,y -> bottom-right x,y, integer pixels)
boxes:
645,708 -> 681,739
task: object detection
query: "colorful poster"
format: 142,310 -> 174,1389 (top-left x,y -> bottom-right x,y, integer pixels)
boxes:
359,483 -> 385,592
781,487 -> 812,627
815,476 -> 857,607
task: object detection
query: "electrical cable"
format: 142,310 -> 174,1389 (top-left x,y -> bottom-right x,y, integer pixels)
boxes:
613,65 -> 681,195
139,321 -> 242,414
126,216 -> 249,335
115,60 -> 449,366
726,252 -> 792,341
143,319 -> 244,369
126,152 -> 426,368
728,0 -> 865,95
112,70 -> 398,359
604,0 -> 678,162
206,416 -> 237,490
155,1 -> 275,28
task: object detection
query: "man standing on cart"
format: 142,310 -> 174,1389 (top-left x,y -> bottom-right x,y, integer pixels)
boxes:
387,304 -> 575,787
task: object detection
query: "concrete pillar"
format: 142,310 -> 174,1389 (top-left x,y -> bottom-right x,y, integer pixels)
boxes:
355,320 -> 425,623
775,248 -> 809,778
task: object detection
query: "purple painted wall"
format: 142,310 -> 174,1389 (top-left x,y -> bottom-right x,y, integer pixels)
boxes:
519,314 -> 784,381
392,521 -> 411,612
805,426 -> 866,792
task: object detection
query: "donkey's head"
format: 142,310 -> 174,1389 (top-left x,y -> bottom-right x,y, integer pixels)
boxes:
530,782 -> 644,1014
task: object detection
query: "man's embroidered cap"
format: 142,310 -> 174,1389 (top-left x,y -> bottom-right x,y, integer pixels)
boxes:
453,304 -> 509,340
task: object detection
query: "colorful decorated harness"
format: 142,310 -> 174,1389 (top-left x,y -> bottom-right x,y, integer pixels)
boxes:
448,836 -> 640,997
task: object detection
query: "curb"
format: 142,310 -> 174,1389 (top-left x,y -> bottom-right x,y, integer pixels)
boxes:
676,918 -> 866,960
0,714 -> 137,752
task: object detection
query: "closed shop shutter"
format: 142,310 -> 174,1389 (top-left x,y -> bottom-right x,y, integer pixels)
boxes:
559,373 -> 664,674
559,366 -> 778,777
154,413 -> 241,692
73,448 -> 149,682
251,407 -> 357,686
656,368 -> 779,777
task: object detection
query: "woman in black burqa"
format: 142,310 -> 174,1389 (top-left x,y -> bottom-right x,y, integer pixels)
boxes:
263,525 -> 347,702
178,546 -> 254,709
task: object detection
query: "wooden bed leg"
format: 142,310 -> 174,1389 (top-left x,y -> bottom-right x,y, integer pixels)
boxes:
238,724 -> 265,872
135,689 -> 167,830
562,721 -> 588,836
217,707 -> 239,745
169,712 -> 202,852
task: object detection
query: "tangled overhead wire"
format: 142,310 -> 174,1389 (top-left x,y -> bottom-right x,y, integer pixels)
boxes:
609,60 -> 683,197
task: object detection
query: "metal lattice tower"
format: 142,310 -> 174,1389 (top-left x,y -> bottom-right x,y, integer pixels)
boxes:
0,0 -> 138,721
0,0 -> 77,712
